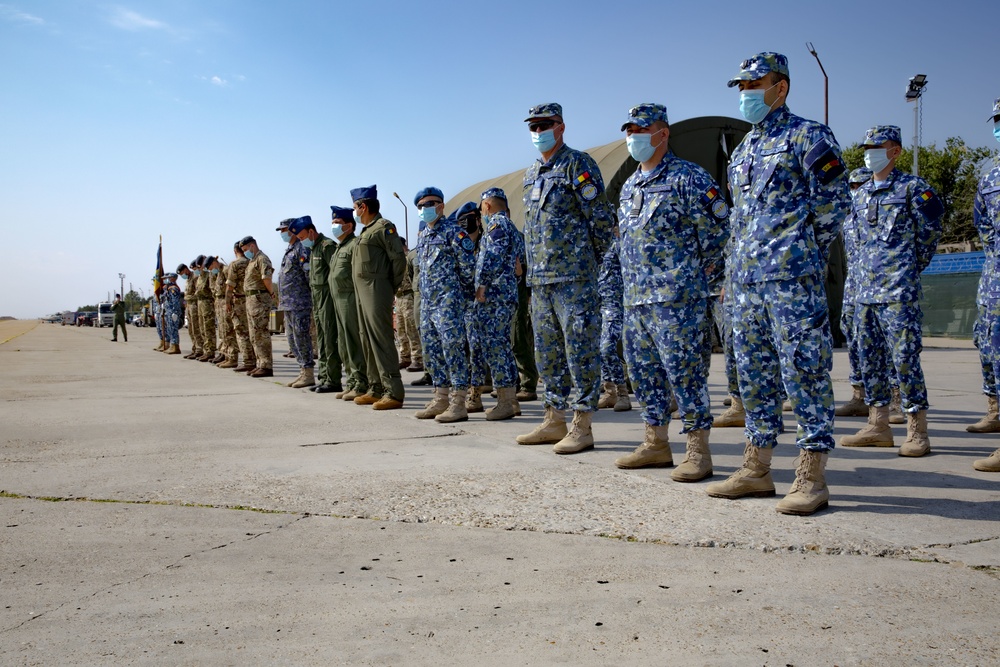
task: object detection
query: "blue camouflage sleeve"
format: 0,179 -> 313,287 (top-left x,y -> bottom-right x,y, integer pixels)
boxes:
690,167 -> 731,293
974,174 -> 996,258
570,152 -> 615,266
911,178 -> 944,272
476,221 -> 510,289
453,228 -> 477,297
802,126 -> 850,261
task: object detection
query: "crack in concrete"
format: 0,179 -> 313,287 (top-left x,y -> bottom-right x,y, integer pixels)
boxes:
298,431 -> 467,447
924,535 -> 1000,548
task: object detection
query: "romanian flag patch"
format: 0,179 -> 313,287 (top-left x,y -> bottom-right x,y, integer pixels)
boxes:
576,172 -> 591,185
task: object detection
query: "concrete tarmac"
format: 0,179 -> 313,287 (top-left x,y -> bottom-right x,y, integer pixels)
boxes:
1,322 -> 997,665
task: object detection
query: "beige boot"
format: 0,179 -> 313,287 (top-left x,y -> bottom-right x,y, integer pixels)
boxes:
775,450 -> 829,516
415,388 -> 449,419
973,448 -> 1000,472
899,410 -> 930,457
597,381 -> 617,409
713,395 -> 746,428
553,411 -> 594,454
967,395 -> 1000,433
615,424 -> 673,469
166,344 -> 181,355
153,339 -> 165,351
341,388 -> 361,401
835,385 -> 868,417
516,406 -> 567,445
486,387 -> 518,421
613,384 -> 632,412
672,429 -> 714,482
705,442 -> 775,499
291,367 -> 315,388
840,406 -> 895,447
888,387 -> 906,424
285,369 -> 304,388
466,386 -> 484,413
435,389 -> 469,423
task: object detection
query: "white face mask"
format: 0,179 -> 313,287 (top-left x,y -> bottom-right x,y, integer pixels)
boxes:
864,148 -> 892,174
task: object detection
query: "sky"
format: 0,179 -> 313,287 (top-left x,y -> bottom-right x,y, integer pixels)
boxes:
1,0 -> 997,318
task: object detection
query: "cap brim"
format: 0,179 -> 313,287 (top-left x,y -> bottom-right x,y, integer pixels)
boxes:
727,71 -> 768,87
524,113 -> 559,122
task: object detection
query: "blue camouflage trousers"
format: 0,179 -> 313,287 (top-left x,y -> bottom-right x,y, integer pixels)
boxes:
156,304 -> 165,340
841,299 -> 863,387
974,307 -> 996,396
733,274 -> 835,451
599,298 -> 626,384
465,308 -> 490,387
625,300 -> 713,432
470,298 -> 517,388
164,306 -> 181,345
713,295 -> 740,397
286,308 -> 314,369
856,301 -> 927,412
422,300 -> 469,390
531,280 -> 601,412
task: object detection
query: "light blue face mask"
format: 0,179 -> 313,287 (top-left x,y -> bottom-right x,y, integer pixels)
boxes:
192,269 -> 201,277
864,148 -> 892,174
331,223 -> 344,239
353,213 -> 362,226
994,120 -> 1000,144
626,131 -> 663,163
211,268 -> 220,275
739,84 -> 777,125
244,250 -> 254,259
301,237 -> 314,249
280,231 -> 291,243
531,129 -> 556,152
418,206 -> 439,224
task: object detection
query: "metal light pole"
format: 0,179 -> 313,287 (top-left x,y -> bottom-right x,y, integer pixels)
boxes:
905,74 -> 927,176
118,273 -> 125,300
806,42 -> 828,125
392,192 -> 409,244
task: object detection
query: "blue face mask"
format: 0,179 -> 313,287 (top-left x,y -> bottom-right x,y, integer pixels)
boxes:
739,84 -> 777,125
353,213 -> 362,226
331,223 -> 344,239
418,206 -> 438,224
301,237 -> 314,249
244,250 -> 254,260
864,148 -> 892,174
994,121 -> 1000,144
531,129 -> 556,152
626,130 -> 663,163
280,231 -> 291,243
192,269 -> 201,277
211,268 -> 220,275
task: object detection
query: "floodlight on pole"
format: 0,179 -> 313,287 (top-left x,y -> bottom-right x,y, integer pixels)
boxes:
392,192 -> 409,243
905,74 -> 928,176
806,42 -> 828,125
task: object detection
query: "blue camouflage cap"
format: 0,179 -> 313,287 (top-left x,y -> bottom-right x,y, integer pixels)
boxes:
727,52 -> 790,87
481,187 -> 507,202
524,103 -> 563,122
276,218 -> 295,231
288,216 -> 315,235
330,205 -> 354,222
456,201 -> 478,219
165,272 -> 178,280
863,125 -> 902,146
350,185 -> 377,202
413,187 -> 444,206
990,97 -> 1000,121
849,167 -> 873,185
621,103 -> 669,131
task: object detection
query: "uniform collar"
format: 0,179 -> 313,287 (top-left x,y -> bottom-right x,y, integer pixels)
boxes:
751,104 -> 790,136
536,142 -> 571,168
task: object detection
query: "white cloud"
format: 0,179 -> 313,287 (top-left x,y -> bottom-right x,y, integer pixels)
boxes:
0,4 -> 45,25
109,7 -> 167,31
210,76 -> 226,86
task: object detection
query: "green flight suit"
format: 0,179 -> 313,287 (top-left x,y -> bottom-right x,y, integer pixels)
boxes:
354,215 -> 406,400
309,232 -> 342,388
331,233 -> 367,394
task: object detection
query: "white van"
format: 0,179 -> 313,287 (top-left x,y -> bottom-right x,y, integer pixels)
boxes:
96,302 -> 114,327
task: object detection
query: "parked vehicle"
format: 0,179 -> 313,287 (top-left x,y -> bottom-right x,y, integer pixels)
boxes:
96,302 -> 114,327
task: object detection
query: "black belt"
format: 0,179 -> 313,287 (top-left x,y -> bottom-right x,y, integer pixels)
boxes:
246,289 -> 271,296
233,294 -> 246,299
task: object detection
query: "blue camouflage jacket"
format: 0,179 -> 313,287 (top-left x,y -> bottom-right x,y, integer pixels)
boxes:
597,235 -> 623,304
417,215 -> 476,303
522,143 -> 615,286
164,283 -> 183,314
851,168 -> 944,304
975,161 -> 1000,302
279,240 -> 312,311
727,105 -> 849,285
619,153 -> 730,306
475,211 -> 521,304
841,188 -> 867,303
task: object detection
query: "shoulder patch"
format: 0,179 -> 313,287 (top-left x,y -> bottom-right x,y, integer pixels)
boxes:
914,188 -> 945,220
699,186 -> 729,220
580,182 -> 598,201
459,233 -> 475,252
803,137 -> 846,185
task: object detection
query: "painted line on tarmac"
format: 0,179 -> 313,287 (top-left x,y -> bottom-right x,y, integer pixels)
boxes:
0,320 -> 40,345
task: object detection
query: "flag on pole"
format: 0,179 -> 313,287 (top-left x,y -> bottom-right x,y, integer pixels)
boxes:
153,236 -> 164,299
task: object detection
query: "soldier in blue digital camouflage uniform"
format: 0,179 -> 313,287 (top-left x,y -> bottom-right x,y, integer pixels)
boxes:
596,236 -> 632,413
277,218 -> 315,388
835,167 -> 874,418
472,187 -> 524,421
840,125 -> 943,457
705,53 -> 850,516
611,103 -> 730,482
515,103 -> 616,454
162,273 -> 183,354
455,202 -> 491,413
412,187 -> 477,423
973,97 -> 1000,472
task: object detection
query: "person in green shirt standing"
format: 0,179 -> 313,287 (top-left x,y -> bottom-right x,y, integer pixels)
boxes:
111,294 -> 127,342
329,206 -> 368,400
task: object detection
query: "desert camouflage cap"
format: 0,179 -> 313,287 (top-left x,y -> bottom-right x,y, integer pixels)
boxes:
989,98 -> 1000,121
849,167 -> 873,185
524,103 -> 562,122
481,187 -> 507,202
727,52 -> 789,88
620,103 -> 669,131
864,125 -> 902,146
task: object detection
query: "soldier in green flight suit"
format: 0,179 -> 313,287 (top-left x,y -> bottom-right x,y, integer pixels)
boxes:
111,293 -> 128,342
350,185 -> 407,409
289,215 -> 343,393
329,205 -> 368,400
